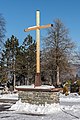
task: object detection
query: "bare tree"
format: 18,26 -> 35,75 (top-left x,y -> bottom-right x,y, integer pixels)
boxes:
0,14 -> 6,46
0,14 -> 6,83
42,19 -> 75,85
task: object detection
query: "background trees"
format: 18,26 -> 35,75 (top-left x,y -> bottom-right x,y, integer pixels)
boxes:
0,17 -> 78,87
0,34 -> 36,86
41,19 -> 75,85
0,35 -> 19,86
0,14 -> 6,83
16,34 -> 36,85
0,14 -> 6,47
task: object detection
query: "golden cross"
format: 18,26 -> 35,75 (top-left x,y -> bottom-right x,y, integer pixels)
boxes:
24,10 -> 53,86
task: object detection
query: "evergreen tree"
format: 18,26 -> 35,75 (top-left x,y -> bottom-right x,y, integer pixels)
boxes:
1,34 -> 36,86
16,34 -> 36,85
0,35 -> 19,86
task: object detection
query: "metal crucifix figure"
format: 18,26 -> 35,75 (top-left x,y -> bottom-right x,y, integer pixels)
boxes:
24,10 -> 53,86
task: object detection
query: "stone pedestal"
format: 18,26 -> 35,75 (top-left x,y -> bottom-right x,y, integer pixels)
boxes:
19,91 -> 59,105
16,87 -> 61,105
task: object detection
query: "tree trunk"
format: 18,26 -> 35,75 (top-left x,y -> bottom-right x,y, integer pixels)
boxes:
57,65 -> 59,85
13,73 -> 16,91
13,59 -> 16,91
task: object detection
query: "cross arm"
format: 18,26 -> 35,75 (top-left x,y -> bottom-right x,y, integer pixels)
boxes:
24,24 -> 53,32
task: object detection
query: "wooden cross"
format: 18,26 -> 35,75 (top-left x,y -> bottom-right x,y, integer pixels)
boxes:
24,10 -> 53,86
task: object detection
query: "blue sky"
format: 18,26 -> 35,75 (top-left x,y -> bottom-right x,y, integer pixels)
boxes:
0,0 -> 80,48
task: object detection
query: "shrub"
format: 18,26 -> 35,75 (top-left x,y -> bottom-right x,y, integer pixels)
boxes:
63,86 -> 68,94
78,91 -> 80,95
76,80 -> 80,87
65,92 -> 69,96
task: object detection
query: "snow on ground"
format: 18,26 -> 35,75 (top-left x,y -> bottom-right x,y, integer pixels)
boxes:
9,100 -> 61,114
0,93 -> 18,100
0,91 -> 80,120
60,93 -> 80,102
9,93 -> 80,114
15,85 -> 55,89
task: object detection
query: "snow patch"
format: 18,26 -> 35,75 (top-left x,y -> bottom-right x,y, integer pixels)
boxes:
0,93 -> 18,100
15,85 -> 55,89
10,99 -> 61,114
60,93 -> 80,102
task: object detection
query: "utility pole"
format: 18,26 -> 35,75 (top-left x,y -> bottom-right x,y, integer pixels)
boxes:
24,10 -> 53,86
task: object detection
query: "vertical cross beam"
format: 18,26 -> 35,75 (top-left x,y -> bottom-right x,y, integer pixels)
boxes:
36,10 -> 40,74
35,10 -> 41,86
24,10 -> 53,86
